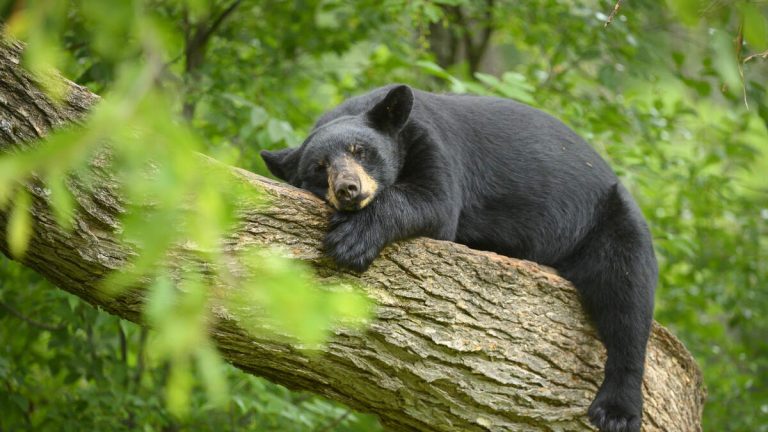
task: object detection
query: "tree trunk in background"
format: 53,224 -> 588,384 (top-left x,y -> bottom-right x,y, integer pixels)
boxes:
0,41 -> 705,432
426,1 -> 495,76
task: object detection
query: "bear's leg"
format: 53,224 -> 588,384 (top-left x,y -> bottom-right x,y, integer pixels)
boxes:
557,187 -> 657,432
569,260 -> 655,432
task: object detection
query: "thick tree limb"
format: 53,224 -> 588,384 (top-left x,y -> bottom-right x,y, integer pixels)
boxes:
0,41 -> 704,431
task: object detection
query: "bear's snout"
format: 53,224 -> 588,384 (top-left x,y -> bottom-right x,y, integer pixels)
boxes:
326,155 -> 378,211
335,177 -> 361,205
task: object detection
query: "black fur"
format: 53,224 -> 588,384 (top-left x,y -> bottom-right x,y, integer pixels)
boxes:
261,85 -> 657,432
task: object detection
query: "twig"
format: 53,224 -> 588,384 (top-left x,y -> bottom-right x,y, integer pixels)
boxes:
744,49 -> 768,63
118,321 -> 128,364
604,0 -> 624,27
133,327 -> 148,389
0,300 -> 65,332
199,0 -> 243,46
314,410 -> 351,432
182,0 -> 243,119
736,25 -> 749,110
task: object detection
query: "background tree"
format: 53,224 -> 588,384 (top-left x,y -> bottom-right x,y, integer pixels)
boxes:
1,0 -> 766,431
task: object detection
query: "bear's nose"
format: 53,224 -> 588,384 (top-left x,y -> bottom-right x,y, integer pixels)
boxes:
335,180 -> 359,202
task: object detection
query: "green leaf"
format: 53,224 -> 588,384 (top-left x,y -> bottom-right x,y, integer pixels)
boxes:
316,10 -> 340,29
0,162 -> 20,209
666,0 -> 703,26
8,189 -> 32,259
474,72 -> 500,88
711,29 -> 741,95
144,276 -> 176,329
250,106 -> 269,128
229,250 -> 371,346
415,60 -> 452,79
474,72 -> 535,104
196,344 -> 227,407
166,357 -> 192,418
266,118 -> 295,144
742,4 -> 768,50
47,173 -> 75,231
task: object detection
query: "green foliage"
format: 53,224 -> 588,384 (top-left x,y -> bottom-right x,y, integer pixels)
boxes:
1,0 -> 767,430
1,0 -> 375,425
0,258 -> 380,431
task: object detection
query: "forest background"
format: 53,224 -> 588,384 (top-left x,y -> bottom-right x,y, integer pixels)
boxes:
0,1 -> 766,431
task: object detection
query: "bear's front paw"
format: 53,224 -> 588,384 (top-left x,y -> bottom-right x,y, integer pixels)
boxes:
323,211 -> 385,272
588,380 -> 642,432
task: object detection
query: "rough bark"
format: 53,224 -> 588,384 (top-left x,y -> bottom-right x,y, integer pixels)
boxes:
0,40 -> 705,431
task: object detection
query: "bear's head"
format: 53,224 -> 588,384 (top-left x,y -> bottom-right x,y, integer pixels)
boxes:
261,85 -> 413,211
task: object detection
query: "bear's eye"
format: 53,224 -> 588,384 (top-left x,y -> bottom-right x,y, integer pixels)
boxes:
349,144 -> 365,157
314,162 -> 326,173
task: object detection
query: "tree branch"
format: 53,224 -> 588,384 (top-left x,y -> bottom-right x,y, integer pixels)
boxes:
182,0 -> 243,119
199,0 -> 243,49
744,48 -> 768,63
452,2 -> 495,75
475,0 -> 495,69
604,0 -> 624,27
0,40 -> 705,432
184,0 -> 243,74
0,299 -> 66,332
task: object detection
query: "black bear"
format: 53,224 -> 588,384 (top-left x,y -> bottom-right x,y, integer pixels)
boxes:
261,85 -> 657,432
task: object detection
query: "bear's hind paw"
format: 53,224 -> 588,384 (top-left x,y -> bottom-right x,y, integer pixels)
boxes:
588,399 -> 641,432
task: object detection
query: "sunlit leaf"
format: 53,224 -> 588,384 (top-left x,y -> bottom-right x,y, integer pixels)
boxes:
46,171 -> 75,230
415,60 -> 452,79
742,4 -> 768,50
166,357 -> 192,417
196,343 -> 227,407
250,106 -> 269,127
230,250 -> 371,346
0,161 -> 21,209
145,276 -> 176,328
711,29 -> 741,95
666,0 -> 703,26
8,188 -> 32,258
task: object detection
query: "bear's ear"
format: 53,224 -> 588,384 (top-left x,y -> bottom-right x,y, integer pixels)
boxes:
366,85 -> 414,134
260,147 -> 300,182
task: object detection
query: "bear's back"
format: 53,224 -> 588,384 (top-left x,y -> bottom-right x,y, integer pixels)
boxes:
411,89 -> 624,264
